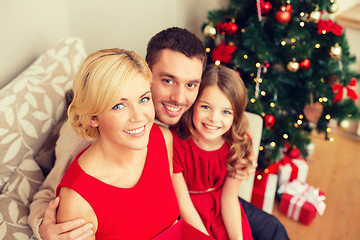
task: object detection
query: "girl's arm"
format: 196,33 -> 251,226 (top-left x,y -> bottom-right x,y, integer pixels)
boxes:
221,176 -> 243,240
172,173 -> 209,235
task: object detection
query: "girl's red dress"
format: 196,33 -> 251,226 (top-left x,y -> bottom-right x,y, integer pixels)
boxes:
172,131 -> 253,240
57,124 -> 179,240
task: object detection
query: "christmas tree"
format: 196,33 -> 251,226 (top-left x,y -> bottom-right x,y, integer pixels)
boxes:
202,0 -> 360,168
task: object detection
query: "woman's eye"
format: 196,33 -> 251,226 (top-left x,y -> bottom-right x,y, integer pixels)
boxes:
201,105 -> 210,110
140,97 -> 150,103
223,110 -> 232,115
112,103 -> 124,110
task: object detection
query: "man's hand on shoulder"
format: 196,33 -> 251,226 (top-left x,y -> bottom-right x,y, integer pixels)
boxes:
39,197 -> 93,240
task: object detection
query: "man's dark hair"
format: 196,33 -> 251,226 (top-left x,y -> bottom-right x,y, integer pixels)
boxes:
146,27 -> 207,70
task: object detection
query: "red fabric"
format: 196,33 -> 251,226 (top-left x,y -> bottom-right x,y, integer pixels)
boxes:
172,132 -> 253,240
57,124 -> 179,240
153,219 -> 214,239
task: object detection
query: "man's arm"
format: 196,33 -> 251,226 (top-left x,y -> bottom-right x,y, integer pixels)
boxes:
28,121 -> 93,240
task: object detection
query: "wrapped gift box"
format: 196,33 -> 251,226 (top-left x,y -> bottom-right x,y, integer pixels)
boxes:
250,168 -> 278,214
278,180 -> 326,225
153,219 -> 213,239
277,156 -> 309,187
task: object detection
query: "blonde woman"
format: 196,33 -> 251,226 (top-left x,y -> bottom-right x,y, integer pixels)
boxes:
56,49 -> 179,239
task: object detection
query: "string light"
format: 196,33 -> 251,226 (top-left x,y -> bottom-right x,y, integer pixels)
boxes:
270,102 -> 275,107
299,114 -> 304,119
261,91 -> 266,96
300,22 -> 305,27
297,120 -> 303,125
244,54 -> 248,59
259,146 -> 264,151
215,60 -> 221,65
257,174 -> 262,180
283,134 -> 289,139
325,114 -> 331,120
291,38 -> 296,43
315,43 -> 321,48
206,48 -> 211,53
270,142 -> 276,147
281,41 -> 286,46
326,128 -> 331,133
329,137 -> 334,142
250,98 -> 256,103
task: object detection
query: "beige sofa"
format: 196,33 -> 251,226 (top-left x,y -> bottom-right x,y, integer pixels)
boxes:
0,37 -> 86,239
0,37 -> 262,239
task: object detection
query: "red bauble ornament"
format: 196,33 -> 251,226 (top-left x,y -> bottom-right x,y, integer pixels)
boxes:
216,21 -> 238,35
300,58 -> 311,70
223,22 -> 238,35
275,6 -> 291,24
264,114 -> 275,128
260,0 -> 272,15
288,147 -> 301,158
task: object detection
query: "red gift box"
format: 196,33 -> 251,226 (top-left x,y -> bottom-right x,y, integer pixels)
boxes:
278,180 -> 326,225
251,168 -> 278,214
153,219 -> 213,239
277,157 -> 309,187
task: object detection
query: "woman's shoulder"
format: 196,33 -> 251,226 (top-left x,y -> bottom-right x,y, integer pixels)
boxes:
157,124 -> 172,145
57,187 -> 98,232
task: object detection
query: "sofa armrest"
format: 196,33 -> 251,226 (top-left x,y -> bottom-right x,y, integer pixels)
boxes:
237,112 -> 263,202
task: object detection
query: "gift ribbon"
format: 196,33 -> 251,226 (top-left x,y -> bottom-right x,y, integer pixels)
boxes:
278,180 -> 326,220
264,156 -> 299,181
332,78 -> 358,103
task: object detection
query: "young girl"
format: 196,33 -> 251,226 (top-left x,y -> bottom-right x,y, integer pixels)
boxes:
172,64 -> 254,240
56,49 -> 179,239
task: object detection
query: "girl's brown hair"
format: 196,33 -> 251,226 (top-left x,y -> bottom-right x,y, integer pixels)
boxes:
177,64 -> 252,176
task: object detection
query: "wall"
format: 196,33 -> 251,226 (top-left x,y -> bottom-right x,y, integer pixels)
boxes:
0,0 -> 70,88
1,0 -> 360,89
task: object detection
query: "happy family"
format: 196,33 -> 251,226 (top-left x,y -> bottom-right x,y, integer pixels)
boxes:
28,27 -> 290,240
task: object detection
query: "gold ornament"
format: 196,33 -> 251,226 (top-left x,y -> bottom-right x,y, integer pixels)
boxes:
287,60 -> 300,72
203,24 -> 216,38
327,2 -> 339,13
330,43 -> 342,59
309,10 -> 321,23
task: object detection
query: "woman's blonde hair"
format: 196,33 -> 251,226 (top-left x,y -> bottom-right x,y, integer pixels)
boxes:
178,64 -> 252,176
68,48 -> 152,140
